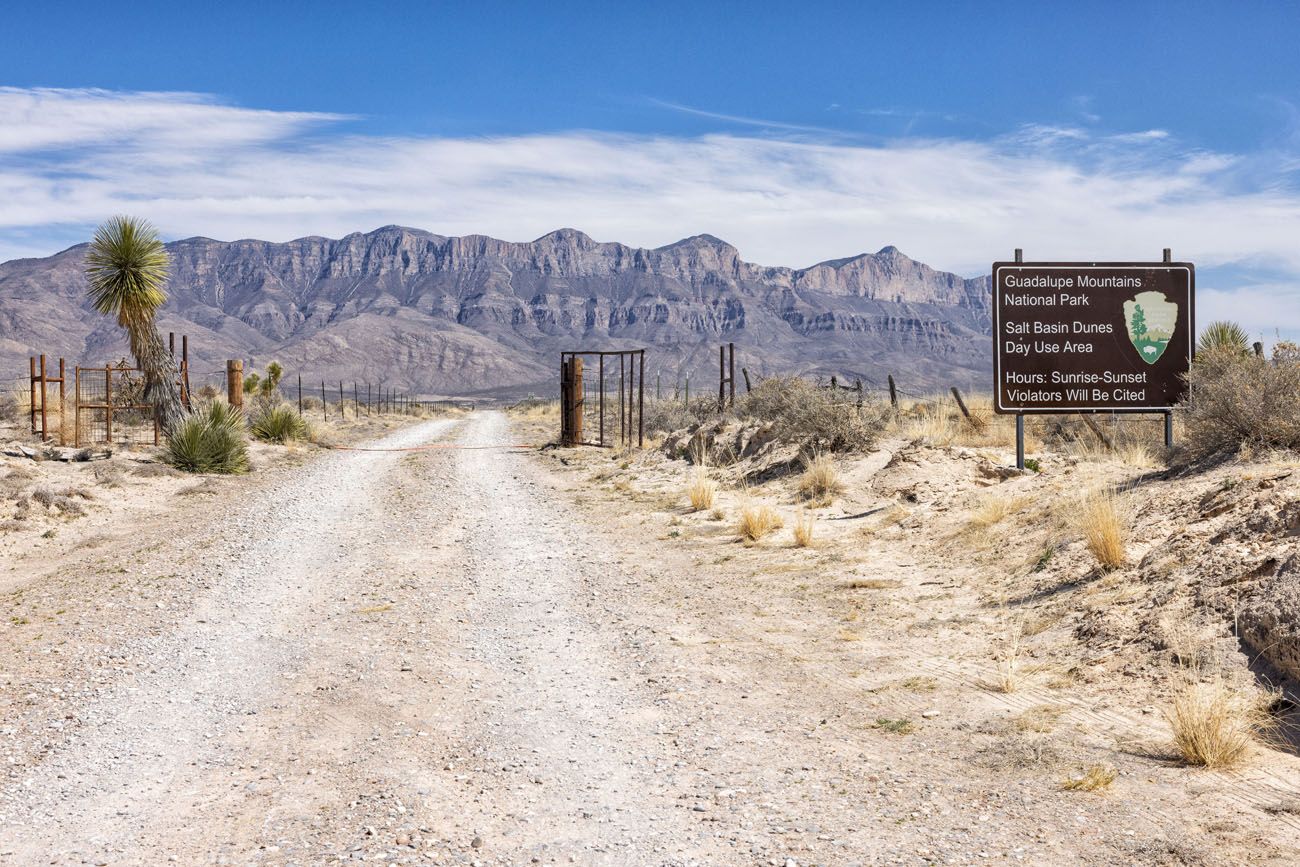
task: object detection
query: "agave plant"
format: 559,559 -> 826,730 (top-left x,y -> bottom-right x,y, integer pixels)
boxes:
84,216 -> 184,434
1197,320 -> 1252,358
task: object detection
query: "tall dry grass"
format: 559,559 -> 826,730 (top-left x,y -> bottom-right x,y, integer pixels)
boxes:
1164,671 -> 1274,768
687,468 -> 716,512
797,451 -> 843,505
792,509 -> 815,547
737,502 -> 783,543
1079,487 -> 1127,570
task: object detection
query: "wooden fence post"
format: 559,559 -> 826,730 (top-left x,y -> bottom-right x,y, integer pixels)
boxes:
227,360 -> 243,409
951,386 -> 971,419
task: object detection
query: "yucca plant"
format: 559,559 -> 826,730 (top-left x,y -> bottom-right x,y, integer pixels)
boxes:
251,404 -> 308,443
84,216 -> 184,435
166,402 -> 250,473
1197,320 -> 1251,358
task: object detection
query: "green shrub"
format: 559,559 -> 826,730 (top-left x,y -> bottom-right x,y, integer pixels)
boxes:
166,401 -> 250,474
1182,344 -> 1300,458
250,403 -> 308,443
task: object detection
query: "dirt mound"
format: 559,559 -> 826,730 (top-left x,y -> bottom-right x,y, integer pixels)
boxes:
660,418 -> 801,479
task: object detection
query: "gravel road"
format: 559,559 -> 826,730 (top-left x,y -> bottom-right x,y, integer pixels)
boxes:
0,413 -> 717,865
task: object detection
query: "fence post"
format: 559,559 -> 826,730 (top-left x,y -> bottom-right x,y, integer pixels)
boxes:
638,350 -> 645,448
728,343 -> 735,408
39,354 -> 48,442
105,365 -> 113,444
354,382 -> 359,417
182,336 -> 190,409
28,356 -> 36,434
339,381 -> 345,420
321,381 -> 327,421
298,375 -> 303,414
888,374 -> 898,411
742,368 -> 752,393
599,354 -> 605,447
227,360 -> 244,409
58,358 -> 66,445
718,345 -> 725,411
74,367 -> 81,448
367,383 -> 371,415
950,386 -> 971,419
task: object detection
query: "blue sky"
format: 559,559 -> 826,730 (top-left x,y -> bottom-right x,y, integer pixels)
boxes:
2,1 -> 1299,340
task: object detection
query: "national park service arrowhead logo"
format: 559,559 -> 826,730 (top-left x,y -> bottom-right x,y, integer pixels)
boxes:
1123,291 -> 1177,365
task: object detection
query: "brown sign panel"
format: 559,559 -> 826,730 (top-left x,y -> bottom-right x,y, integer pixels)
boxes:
992,262 -> 1195,414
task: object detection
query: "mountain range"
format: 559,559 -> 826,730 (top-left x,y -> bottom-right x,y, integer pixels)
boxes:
0,226 -> 993,398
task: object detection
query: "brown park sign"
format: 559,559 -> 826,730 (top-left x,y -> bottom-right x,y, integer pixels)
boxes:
992,262 -> 1195,414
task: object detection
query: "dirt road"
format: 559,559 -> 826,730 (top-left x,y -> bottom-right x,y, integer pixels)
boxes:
2,410 -> 1298,865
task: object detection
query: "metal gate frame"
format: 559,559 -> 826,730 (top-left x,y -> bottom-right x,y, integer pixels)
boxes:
560,349 -> 645,448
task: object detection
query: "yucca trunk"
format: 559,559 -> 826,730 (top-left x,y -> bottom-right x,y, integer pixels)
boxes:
128,321 -> 184,435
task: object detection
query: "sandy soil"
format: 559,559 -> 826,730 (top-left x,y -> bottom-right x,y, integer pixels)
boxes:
0,410 -> 1298,865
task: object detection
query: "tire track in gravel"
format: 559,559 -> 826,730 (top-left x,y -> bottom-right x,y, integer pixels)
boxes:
0,419 -> 461,865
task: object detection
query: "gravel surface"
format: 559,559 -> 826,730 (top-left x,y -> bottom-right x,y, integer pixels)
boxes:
2,411 -> 1299,865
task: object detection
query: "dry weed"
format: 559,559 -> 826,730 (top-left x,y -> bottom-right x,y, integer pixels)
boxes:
687,468 -> 716,512
1164,671 -> 1273,768
736,503 -> 783,543
988,618 -> 1025,693
797,452 -> 843,504
792,509 -> 815,547
1079,486 -> 1127,570
1062,764 -> 1117,792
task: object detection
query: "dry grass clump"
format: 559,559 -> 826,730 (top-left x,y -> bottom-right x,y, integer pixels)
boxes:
792,509 -> 815,547
965,492 -> 1028,534
738,375 -> 886,452
1181,341 -> 1300,458
1062,764 -> 1117,792
1079,487 -> 1127,570
687,468 -> 716,511
987,618 -> 1025,693
797,451 -> 843,504
1164,672 -> 1273,768
737,502 -> 783,543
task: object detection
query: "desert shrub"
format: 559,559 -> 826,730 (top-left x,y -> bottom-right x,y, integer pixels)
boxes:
166,401 -> 250,474
250,404 -> 308,443
644,397 -> 724,435
686,468 -> 716,511
1181,347 -> 1300,458
738,375 -> 885,452
737,502 -> 783,542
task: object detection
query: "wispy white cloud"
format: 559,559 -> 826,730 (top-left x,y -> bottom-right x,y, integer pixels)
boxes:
1,87 -> 1298,336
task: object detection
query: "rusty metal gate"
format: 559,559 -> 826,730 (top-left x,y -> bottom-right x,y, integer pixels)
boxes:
559,349 -> 645,448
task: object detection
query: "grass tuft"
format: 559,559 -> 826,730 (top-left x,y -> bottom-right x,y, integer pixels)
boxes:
1080,486 -> 1126,570
792,509 -> 815,547
736,503 -> 783,543
687,468 -> 716,512
1164,672 -> 1273,768
1062,764 -> 1117,792
797,451 -> 843,504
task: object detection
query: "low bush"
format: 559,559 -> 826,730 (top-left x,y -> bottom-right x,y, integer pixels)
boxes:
644,397 -> 724,436
1164,673 -> 1272,768
250,404 -> 308,443
1181,342 -> 1300,458
792,509 -> 815,547
738,375 -> 885,452
166,401 -> 250,474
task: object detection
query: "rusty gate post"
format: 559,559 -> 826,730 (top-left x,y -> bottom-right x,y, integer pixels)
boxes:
560,356 -> 569,445
38,354 -> 47,441
58,358 -> 66,445
28,356 -> 36,434
572,356 -> 584,445
626,352 -> 634,444
74,366 -> 81,448
638,350 -> 645,448
599,354 -> 605,447
104,364 -> 113,444
227,360 -> 244,409
618,354 -> 625,446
